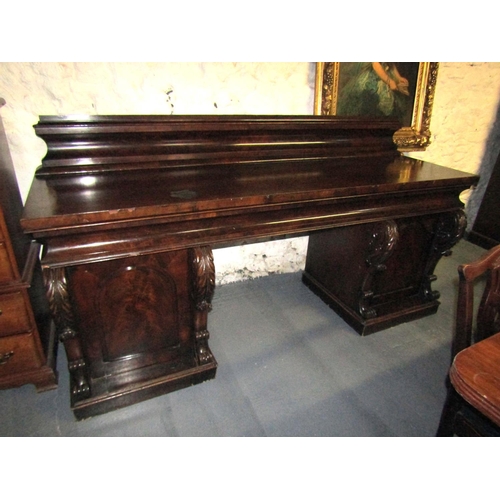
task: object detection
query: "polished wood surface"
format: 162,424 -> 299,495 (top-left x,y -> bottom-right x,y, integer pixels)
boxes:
21,115 -> 478,418
23,115 -> 474,238
32,114 -> 400,177
451,332 -> 500,427
0,116 -> 57,392
437,244 -> 500,436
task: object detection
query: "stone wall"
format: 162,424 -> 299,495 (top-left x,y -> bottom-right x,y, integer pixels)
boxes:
1,62 -> 499,284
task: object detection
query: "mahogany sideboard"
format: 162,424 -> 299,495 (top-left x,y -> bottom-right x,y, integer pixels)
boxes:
20,115 -> 478,419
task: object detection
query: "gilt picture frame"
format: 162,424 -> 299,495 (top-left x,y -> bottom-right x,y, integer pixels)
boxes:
314,62 -> 439,151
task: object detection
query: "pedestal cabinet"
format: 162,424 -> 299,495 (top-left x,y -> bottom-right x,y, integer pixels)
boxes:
0,114 -> 57,391
44,247 -> 217,419
303,211 -> 466,335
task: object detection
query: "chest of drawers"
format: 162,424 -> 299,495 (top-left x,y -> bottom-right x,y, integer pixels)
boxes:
0,114 -> 57,391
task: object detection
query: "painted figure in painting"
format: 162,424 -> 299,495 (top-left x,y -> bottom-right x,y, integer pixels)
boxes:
337,63 -> 411,124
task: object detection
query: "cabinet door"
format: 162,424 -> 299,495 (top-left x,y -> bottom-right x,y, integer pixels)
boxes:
67,250 -> 194,390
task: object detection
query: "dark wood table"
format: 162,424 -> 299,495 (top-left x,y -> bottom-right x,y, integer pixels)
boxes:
21,115 -> 479,418
451,332 -> 500,427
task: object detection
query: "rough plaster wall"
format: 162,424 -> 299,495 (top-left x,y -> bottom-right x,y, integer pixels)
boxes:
215,238 -> 309,284
411,62 -> 500,229
1,62 -> 500,284
0,62 -> 315,201
0,62 -> 314,285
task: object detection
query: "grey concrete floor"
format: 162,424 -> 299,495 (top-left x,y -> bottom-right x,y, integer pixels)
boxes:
0,239 -> 487,437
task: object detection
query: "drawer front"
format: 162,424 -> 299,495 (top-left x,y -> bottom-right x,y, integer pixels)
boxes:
0,242 -> 16,282
0,291 -> 33,337
0,333 -> 43,375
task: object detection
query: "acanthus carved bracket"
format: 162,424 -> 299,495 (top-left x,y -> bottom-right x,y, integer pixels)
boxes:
421,209 -> 467,301
43,267 -> 90,401
189,247 -> 216,366
359,220 -> 399,319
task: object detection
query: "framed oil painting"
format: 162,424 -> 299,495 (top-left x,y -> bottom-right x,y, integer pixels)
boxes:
314,62 -> 439,151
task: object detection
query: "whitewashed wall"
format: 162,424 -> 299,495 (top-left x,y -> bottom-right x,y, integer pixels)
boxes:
1,62 -> 499,284
410,62 -> 500,228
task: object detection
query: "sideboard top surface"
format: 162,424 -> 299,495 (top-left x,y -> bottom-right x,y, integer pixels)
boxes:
22,115 -> 478,238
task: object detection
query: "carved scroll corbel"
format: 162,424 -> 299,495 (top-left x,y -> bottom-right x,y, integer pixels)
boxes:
359,220 -> 399,319
43,267 -> 90,401
189,246 -> 216,365
421,209 -> 467,301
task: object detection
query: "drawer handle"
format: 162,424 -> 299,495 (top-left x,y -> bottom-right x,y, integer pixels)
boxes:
0,351 -> 14,365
